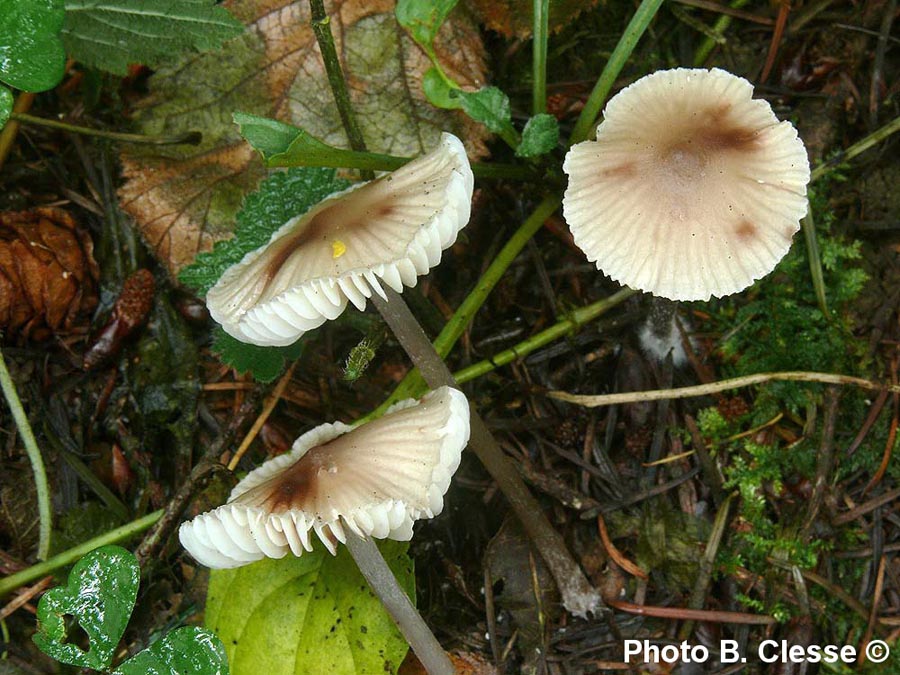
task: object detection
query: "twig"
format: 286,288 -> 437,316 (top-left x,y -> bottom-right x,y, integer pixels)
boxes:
549,371 -> 900,407
0,576 -> 53,622
0,345 -> 51,560
10,113 -> 201,145
134,397 -> 258,567
372,287 -> 602,617
227,363 -> 296,471
678,494 -> 735,640
0,92 -> 35,170
810,114 -> 900,182
608,599 -> 775,625
0,510 -> 163,597
803,388 -> 840,531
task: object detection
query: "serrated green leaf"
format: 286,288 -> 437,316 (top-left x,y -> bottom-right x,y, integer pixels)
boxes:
395,0 -> 459,51
422,67 -> 462,110
0,0 -> 66,92
206,541 -> 414,675
516,113 -> 560,157
0,85 -> 11,129
33,545 -> 139,669
459,86 -> 515,136
62,0 -> 244,76
112,627 -> 229,675
179,167 -> 351,296
211,329 -> 304,384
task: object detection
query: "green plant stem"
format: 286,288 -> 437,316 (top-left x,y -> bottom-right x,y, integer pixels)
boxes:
10,112 -> 202,145
568,0 -> 665,144
308,0 -> 372,179
0,510 -> 163,597
372,287 -> 602,617
371,195 -> 562,418
345,534 -> 454,675
550,371 -> 900,407
267,146 -> 534,180
0,346 -> 51,561
801,209 -> 828,318
692,0 -> 749,65
810,113 -> 900,182
454,288 -> 636,385
532,0 -> 550,115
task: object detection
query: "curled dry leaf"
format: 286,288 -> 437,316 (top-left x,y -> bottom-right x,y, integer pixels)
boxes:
119,0 -> 489,278
0,207 -> 99,342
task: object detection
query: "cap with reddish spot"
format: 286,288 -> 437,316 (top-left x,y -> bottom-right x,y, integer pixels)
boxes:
563,68 -> 810,301
206,133 -> 473,346
178,386 -> 470,568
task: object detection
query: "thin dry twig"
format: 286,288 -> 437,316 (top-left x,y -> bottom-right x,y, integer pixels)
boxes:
550,371 -> 900,408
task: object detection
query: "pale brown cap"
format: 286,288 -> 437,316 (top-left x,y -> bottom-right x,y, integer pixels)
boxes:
179,386 -> 470,568
563,68 -> 810,301
207,133 -> 473,346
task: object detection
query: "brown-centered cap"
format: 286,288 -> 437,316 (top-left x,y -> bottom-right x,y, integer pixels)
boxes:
179,386 -> 470,568
563,68 -> 810,301
207,133 -> 474,346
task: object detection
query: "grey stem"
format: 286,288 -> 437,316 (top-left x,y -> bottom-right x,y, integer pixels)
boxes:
371,286 -> 602,617
344,531 -> 454,675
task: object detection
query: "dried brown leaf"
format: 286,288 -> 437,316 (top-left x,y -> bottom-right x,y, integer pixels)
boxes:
467,0 -> 600,39
120,0 -> 489,277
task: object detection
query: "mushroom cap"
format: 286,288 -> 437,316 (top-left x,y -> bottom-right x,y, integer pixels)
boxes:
563,68 -> 810,301
208,132 -> 474,346
179,386 -> 470,568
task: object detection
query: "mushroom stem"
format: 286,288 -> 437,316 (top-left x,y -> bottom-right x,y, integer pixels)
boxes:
371,287 -> 603,618
345,533 -> 454,675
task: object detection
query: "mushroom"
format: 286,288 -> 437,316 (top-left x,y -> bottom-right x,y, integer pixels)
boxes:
563,67 -> 811,302
206,132 -> 473,347
179,386 -> 469,567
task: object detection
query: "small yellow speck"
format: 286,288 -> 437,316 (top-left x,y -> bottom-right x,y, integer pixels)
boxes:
332,240 -> 346,259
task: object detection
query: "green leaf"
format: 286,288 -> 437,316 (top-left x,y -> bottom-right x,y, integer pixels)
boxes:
516,113 -> 560,157
179,167 -> 350,296
112,627 -> 229,675
0,85 -> 11,129
33,545 -> 139,670
395,0 -> 459,51
62,0 -> 244,76
212,329 -> 304,384
206,541 -> 414,675
0,0 -> 66,92
459,86 -> 516,137
422,68 -> 462,110
235,113 -> 407,172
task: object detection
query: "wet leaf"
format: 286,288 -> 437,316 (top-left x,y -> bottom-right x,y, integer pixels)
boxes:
459,87 -> 515,137
112,627 -> 229,675
0,0 -> 66,92
119,0 -> 488,277
206,541 -> 414,675
62,0 -> 243,76
33,545 -> 139,669
0,86 -> 11,128
395,0 -> 459,53
516,113 -> 559,157
468,0 -> 600,38
212,328 -> 304,383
